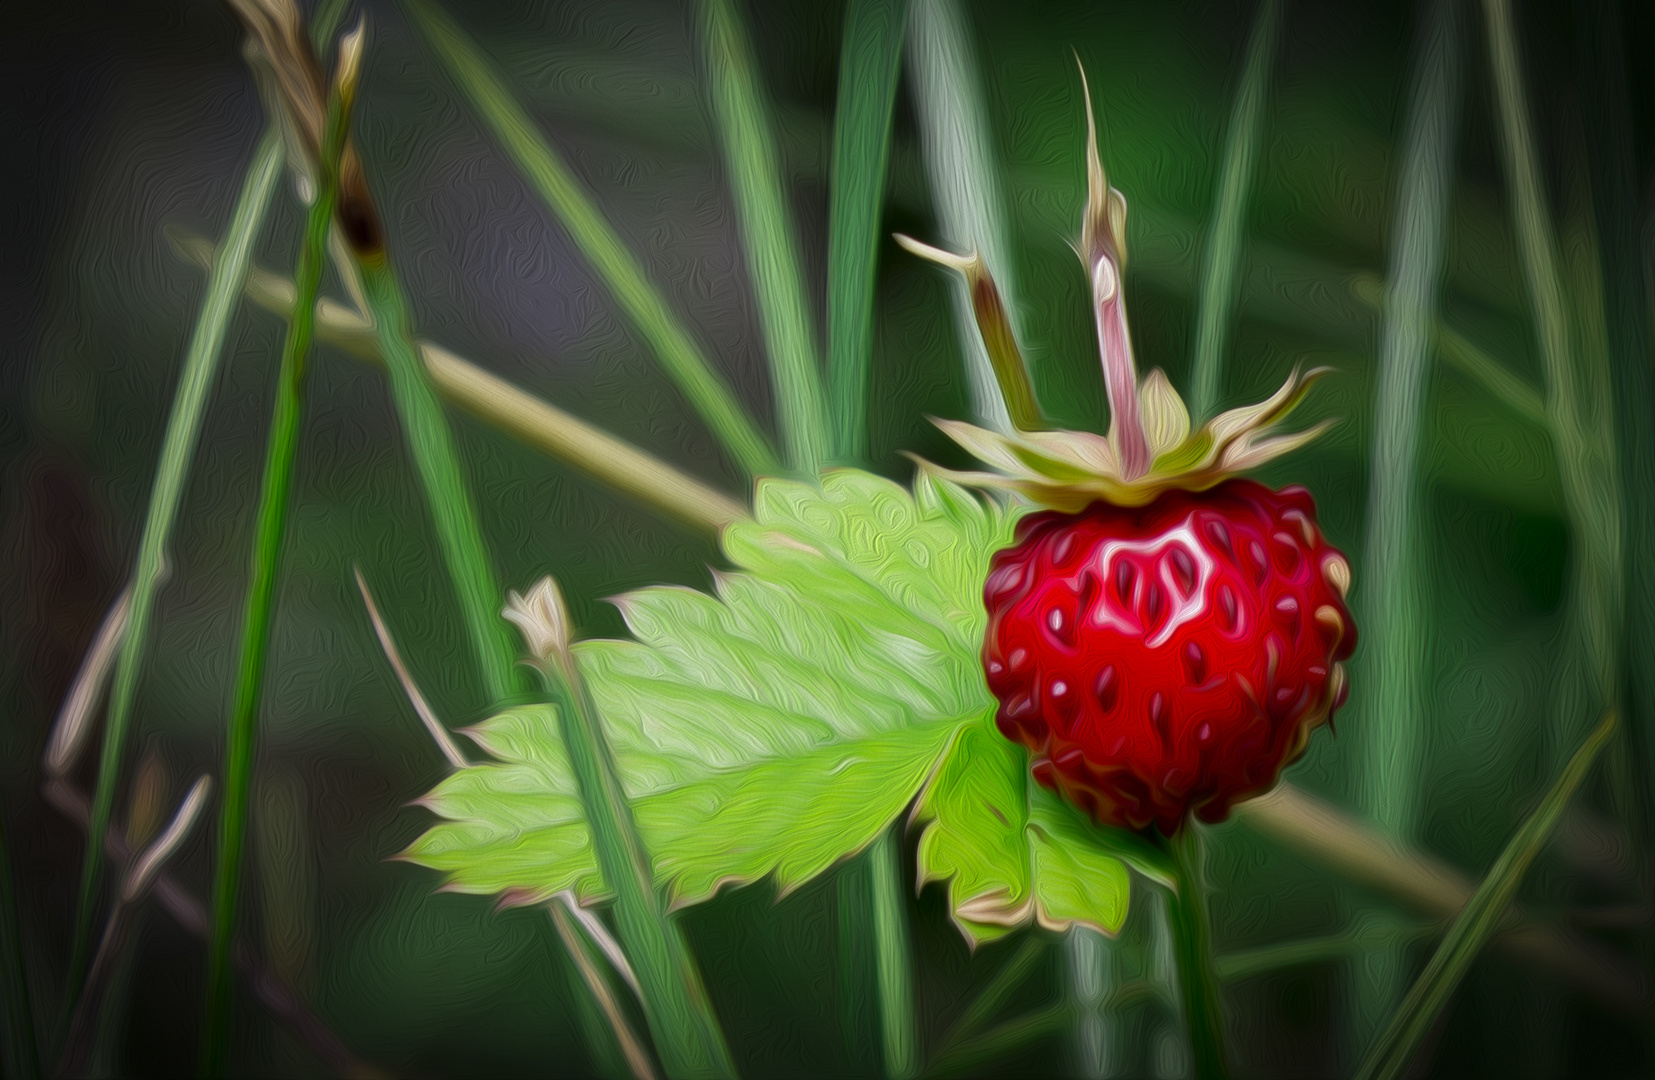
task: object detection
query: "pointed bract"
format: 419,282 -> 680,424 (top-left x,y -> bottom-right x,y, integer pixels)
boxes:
923,365 -> 1331,510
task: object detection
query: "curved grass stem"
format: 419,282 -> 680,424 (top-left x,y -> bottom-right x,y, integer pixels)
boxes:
61,131 -> 285,1042
201,36 -> 358,1074
507,579 -> 736,1079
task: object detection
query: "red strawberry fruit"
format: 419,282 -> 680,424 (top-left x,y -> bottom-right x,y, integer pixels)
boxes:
982,481 -> 1353,834
899,68 -> 1355,835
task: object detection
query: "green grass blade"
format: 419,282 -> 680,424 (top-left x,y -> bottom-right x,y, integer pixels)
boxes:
906,0 -> 1018,431
355,260 -> 520,705
1352,0 -> 1461,1042
200,40 -> 359,1075
403,0 -> 779,480
836,858 -> 878,1073
700,0 -> 831,475
62,130 -> 285,1029
1188,0 -> 1282,421
1577,0 -> 1655,846
930,935 -> 1043,1063
871,827 -> 918,1080
0,810 -> 39,1080
1481,0 -> 1622,738
507,580 -> 736,1079
826,0 -> 907,462
1354,712 -> 1618,1080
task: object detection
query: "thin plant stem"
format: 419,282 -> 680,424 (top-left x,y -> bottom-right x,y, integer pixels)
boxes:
870,826 -> 918,1080
701,0 -> 831,475
1354,0 -> 1461,1045
1166,828 -> 1227,1080
201,38 -> 358,1075
1188,0 -> 1282,421
1354,712 -> 1618,1080
826,0 -> 908,462
62,130 -> 285,1032
507,580 -> 735,1079
402,0 -> 780,480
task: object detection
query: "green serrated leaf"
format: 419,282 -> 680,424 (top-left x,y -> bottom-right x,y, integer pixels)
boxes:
1026,788 -> 1132,935
913,721 -> 1032,943
401,470 -> 1126,939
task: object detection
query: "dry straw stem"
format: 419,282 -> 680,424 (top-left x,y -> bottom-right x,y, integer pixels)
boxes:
40,777 -> 383,1079
43,587 -> 133,779
355,568 -> 469,770
168,231 -> 748,533
550,903 -> 658,1080
1235,783 -> 1648,1017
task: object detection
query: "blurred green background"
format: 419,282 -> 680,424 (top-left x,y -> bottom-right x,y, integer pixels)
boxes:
3,0 -> 1651,1075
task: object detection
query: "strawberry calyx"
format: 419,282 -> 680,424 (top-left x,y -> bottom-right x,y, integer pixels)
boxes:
897,63 -> 1335,511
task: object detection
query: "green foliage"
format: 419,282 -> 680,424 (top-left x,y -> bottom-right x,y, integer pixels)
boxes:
404,470 -> 1132,941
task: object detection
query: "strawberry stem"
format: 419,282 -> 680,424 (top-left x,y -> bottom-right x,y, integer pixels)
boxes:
1166,826 -> 1229,1080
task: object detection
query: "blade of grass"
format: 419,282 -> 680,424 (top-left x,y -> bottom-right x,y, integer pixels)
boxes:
0,810 -> 38,1080
64,0 -> 357,1037
700,0 -> 831,475
1215,914 -> 1436,982
352,257 -> 523,704
202,28 -> 362,1077
61,129 -> 285,1031
826,0 -> 907,462
906,0 -> 1017,432
836,858 -> 878,1074
1349,274 -> 1548,427
168,228 -> 748,532
1234,783 -> 1647,1015
1481,0 -> 1622,740
1353,0 -> 1461,1045
870,826 -> 918,1080
506,579 -> 736,1079
402,0 -> 779,480
1188,0 -> 1282,421
924,1005 -> 1067,1079
1577,4 -> 1655,959
930,936 -> 1044,1065
1354,712 -> 1618,1080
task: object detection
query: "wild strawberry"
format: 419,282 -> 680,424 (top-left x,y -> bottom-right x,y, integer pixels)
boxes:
982,481 -> 1353,834
899,66 -> 1355,834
